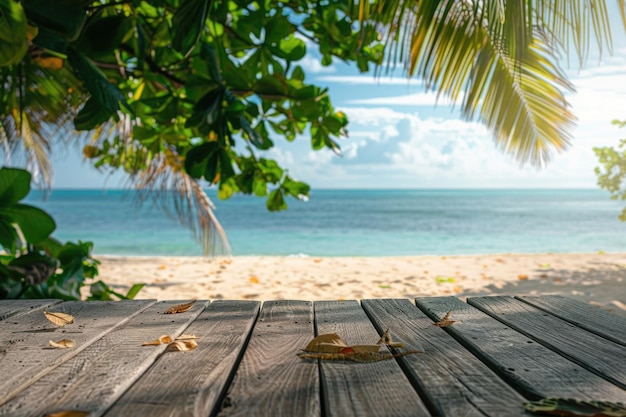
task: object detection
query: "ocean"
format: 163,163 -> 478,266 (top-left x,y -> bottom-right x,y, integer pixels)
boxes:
25,189 -> 626,257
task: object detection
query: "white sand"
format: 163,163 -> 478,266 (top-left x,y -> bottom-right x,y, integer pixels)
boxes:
95,252 -> 626,317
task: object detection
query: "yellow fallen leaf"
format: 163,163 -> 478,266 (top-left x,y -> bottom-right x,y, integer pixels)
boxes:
303,333 -> 347,353
302,333 -> 388,354
176,334 -> 198,341
142,335 -> 173,346
434,311 -> 457,327
44,412 -> 89,417
44,311 -> 75,327
376,329 -> 404,348
158,264 -> 167,270
518,274 -> 529,280
49,339 -> 76,349
167,339 -> 198,351
297,350 -> 421,362
249,276 -> 260,284
164,300 -> 196,314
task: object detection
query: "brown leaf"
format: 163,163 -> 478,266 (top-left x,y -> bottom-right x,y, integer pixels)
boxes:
176,334 -> 199,341
297,350 -> 422,362
164,300 -> 196,314
43,311 -> 75,327
303,333 -> 347,353
49,339 -> 76,349
167,339 -> 198,351
142,335 -> 173,346
376,329 -> 404,348
518,274 -> 529,280
44,412 -> 89,417
434,311 -> 457,327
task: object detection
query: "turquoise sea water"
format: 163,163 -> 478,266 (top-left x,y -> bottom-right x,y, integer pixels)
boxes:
26,189 -> 626,256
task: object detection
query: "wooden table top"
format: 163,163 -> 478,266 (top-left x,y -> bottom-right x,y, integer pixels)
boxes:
0,295 -> 624,417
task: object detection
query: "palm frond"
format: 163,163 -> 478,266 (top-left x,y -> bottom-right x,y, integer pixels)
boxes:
531,0 -> 614,64
127,147 -> 231,256
406,1 -> 575,165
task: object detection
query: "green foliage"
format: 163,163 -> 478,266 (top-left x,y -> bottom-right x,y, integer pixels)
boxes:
0,0 -> 383,219
3,0 -> 620,254
0,167 -> 142,300
594,120 -> 626,221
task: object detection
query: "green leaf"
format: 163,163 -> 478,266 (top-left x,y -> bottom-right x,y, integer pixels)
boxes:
0,216 -> 19,252
67,48 -> 131,127
21,0 -> 87,41
0,204 -> 56,243
172,0 -> 213,56
184,141 -> 219,179
0,167 -> 31,207
0,0 -> 28,67
267,189 -> 287,211
282,177 -> 310,200
186,87 -> 225,128
125,283 -> 145,299
265,14 -> 293,43
273,35 -> 306,61
75,15 -> 128,58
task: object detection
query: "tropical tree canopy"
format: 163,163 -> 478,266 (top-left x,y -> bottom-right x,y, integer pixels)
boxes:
1,0 -> 625,254
595,120 -> 626,221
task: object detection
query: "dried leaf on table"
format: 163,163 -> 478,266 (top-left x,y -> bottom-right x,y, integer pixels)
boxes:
49,339 -> 76,349
142,335 -> 173,346
433,311 -> 457,327
377,329 -> 404,348
297,350 -> 422,362
43,311 -> 75,327
164,300 -> 196,314
524,398 -> 626,417
302,333 -> 382,354
176,334 -> 199,340
44,411 -> 90,417
167,339 -> 198,351
303,333 -> 348,353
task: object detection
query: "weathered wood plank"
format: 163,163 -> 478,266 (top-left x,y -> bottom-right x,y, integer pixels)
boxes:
468,296 -> 626,390
216,300 -> 319,417
516,295 -> 626,347
0,299 -> 156,405
314,300 -> 430,417
0,300 -> 208,417
361,298 -> 527,417
0,300 -> 61,321
415,296 -> 626,402
104,300 -> 260,417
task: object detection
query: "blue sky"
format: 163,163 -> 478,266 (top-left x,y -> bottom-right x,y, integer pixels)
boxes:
51,11 -> 626,190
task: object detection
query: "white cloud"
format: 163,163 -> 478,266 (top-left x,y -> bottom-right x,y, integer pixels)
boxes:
316,75 -> 421,86
347,91 -> 462,106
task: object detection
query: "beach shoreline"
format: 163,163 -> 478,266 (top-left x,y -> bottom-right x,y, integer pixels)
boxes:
95,252 -> 626,317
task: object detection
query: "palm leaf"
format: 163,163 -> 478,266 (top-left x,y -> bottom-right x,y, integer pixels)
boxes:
359,0 -> 624,165
127,147 -> 231,256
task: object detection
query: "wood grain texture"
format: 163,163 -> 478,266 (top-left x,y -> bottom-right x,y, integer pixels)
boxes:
468,296 -> 626,390
361,298 -> 527,417
104,300 -> 260,417
314,300 -> 429,417
0,300 -> 61,321
0,300 -> 208,417
216,300 -> 319,417
415,296 -> 626,402
0,299 -> 156,406
516,295 -> 626,347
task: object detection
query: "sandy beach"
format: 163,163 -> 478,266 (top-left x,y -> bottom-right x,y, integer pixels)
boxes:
95,252 -> 626,317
